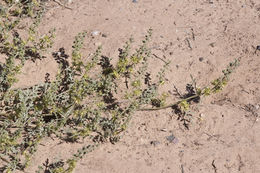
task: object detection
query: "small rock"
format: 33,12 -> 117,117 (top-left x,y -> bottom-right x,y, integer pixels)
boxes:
166,134 -> 179,144
94,42 -> 102,46
160,128 -> 167,132
150,140 -> 160,146
132,0 -> 138,3
256,45 -> 260,50
199,57 -> 204,62
102,33 -> 108,38
209,42 -> 215,47
199,113 -> 205,121
200,113 -> 205,118
91,31 -> 100,36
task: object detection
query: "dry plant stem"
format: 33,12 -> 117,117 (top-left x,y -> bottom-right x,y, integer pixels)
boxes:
139,59 -> 240,111
53,0 -> 73,10
152,54 -> 168,64
138,94 -> 199,111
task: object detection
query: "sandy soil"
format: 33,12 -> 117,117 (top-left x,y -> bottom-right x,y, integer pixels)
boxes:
12,0 -> 260,172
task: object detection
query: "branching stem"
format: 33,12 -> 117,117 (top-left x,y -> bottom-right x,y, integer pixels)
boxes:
138,94 -> 200,111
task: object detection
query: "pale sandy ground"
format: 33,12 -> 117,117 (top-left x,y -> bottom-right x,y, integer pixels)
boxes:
11,0 -> 260,172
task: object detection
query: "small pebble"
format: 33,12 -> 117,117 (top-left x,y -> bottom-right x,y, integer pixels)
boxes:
102,33 -> 107,38
209,43 -> 215,47
133,0 -> 138,3
91,31 -> 100,36
256,45 -> 260,50
150,140 -> 160,146
199,57 -> 204,62
166,134 -> 179,144
160,128 -> 167,132
199,113 -> 205,121
200,113 -> 205,117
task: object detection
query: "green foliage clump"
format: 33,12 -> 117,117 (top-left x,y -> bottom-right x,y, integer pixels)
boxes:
0,24 -> 167,171
0,0 -> 54,92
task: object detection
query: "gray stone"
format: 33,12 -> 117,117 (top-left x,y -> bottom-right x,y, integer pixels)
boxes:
166,134 -> 179,144
150,140 -> 160,146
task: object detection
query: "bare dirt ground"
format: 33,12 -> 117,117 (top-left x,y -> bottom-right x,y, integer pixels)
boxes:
15,0 -> 260,172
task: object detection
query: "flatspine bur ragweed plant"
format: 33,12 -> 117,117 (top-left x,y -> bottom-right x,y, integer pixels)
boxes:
0,1 -> 240,172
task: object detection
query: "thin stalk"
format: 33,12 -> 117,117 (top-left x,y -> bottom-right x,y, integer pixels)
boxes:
138,94 -> 200,111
